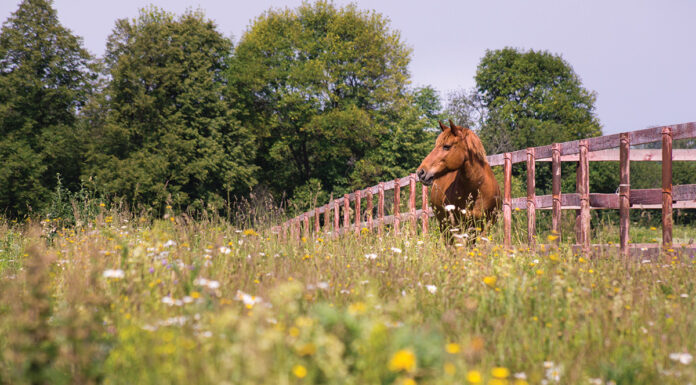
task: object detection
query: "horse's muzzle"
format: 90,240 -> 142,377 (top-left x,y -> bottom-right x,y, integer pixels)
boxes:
417,168 -> 434,186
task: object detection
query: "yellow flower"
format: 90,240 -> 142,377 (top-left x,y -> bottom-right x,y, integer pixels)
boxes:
466,370 -> 482,384
444,362 -> 456,374
191,291 -> 200,299
403,379 -> 417,385
547,234 -> 558,241
445,343 -> 461,354
292,364 -> 307,378
296,343 -> 316,356
491,367 -> 510,379
536,270 -> 544,276
483,276 -> 497,288
389,349 -> 417,372
348,302 -> 367,315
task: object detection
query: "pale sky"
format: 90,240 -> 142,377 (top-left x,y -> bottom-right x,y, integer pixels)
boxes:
2,0 -> 695,135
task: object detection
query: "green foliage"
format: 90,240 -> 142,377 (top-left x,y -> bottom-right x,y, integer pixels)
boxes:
229,1 -> 413,198
475,47 -> 602,153
85,7 -> 256,212
350,89 -> 438,188
0,0 -> 94,217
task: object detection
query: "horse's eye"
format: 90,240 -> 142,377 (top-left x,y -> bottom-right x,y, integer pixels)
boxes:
443,144 -> 451,151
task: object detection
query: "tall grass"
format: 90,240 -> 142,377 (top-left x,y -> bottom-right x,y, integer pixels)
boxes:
0,205 -> 694,384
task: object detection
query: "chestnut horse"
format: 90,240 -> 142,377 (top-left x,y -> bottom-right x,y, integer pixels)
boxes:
416,120 -> 501,241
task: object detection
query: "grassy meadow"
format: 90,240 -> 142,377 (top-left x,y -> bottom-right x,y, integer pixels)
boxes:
0,208 -> 695,385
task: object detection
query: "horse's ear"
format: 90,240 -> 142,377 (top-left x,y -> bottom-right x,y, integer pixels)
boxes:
448,120 -> 461,136
438,120 -> 448,131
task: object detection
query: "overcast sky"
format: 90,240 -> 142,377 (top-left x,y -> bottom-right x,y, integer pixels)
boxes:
2,0 -> 694,135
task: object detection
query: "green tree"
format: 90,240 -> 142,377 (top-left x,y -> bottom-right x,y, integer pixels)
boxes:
475,47 -> 602,153
229,1 -> 412,199
0,0 -> 93,216
350,87 -> 439,188
85,7 -> 256,211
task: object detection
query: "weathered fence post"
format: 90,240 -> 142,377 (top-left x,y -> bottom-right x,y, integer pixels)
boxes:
619,133 -> 631,257
526,148 -> 536,250
662,126 -> 673,248
366,189 -> 374,232
324,200 -> 330,233
577,139 -> 591,255
314,208 -> 320,234
503,152 -> 512,250
409,174 -> 417,233
378,182 -> 385,236
551,143 -> 562,245
394,178 -> 401,235
333,198 -> 340,238
295,218 -> 301,242
421,184 -> 429,234
303,214 -> 310,239
281,221 -> 288,242
354,190 -> 361,235
343,194 -> 350,231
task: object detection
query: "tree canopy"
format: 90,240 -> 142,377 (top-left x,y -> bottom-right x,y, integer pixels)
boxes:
0,0 -> 94,217
475,47 -> 602,153
229,1 -> 413,200
85,7 -> 256,211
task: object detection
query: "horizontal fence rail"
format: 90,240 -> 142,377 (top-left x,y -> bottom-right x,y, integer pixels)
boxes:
274,122 -> 696,257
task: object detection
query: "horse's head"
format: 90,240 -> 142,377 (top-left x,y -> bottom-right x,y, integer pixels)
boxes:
416,120 -> 486,186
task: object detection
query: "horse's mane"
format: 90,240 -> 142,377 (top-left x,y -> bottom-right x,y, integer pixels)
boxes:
462,129 -> 488,165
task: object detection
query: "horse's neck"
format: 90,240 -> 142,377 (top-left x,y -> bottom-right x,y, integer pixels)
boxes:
456,160 -> 487,187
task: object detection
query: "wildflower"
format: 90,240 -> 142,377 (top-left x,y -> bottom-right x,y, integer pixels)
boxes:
219,246 -> 231,254
163,240 -> 176,247
297,343 -> 316,356
389,349 -> 417,372
544,361 -> 562,382
243,229 -> 258,236
445,204 -> 456,211
547,234 -> 558,241
364,253 -> 378,260
444,362 -> 456,374
669,352 -> 693,364
103,269 -> 125,279
348,302 -> 367,315
292,364 -> 307,378
194,277 -> 220,290
445,343 -> 460,354
425,285 -> 437,294
391,247 -> 402,254
483,276 -> 497,288
235,290 -> 263,307
492,367 -> 510,379
403,378 -> 417,385
466,370 -> 482,384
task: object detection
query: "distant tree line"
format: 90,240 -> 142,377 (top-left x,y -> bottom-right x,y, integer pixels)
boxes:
3,0 -> 689,220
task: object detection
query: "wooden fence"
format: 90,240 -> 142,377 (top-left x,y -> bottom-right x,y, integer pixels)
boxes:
274,122 -> 696,257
